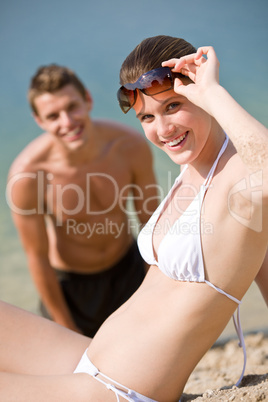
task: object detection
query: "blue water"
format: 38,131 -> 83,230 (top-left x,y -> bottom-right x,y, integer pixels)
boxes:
0,0 -> 267,335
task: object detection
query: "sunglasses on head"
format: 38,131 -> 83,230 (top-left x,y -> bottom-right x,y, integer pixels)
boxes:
117,67 -> 182,114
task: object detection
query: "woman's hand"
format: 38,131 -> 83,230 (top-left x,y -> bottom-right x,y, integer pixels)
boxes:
162,46 -> 220,113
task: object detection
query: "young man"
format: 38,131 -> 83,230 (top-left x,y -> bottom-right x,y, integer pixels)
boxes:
7,64 -> 158,337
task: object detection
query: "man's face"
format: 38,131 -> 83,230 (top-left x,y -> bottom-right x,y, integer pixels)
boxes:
33,84 -> 93,149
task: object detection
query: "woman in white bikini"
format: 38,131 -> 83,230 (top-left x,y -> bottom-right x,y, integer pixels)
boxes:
1,35 -> 267,402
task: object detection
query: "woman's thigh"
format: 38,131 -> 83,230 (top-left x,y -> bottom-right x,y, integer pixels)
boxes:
0,372 -> 116,402
0,301 -> 90,375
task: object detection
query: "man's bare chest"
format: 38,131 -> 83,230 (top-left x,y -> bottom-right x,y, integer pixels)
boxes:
41,160 -> 133,223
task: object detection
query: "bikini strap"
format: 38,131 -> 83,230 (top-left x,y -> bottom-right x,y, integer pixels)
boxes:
233,305 -> 247,387
204,280 -> 241,305
92,366 -> 135,401
204,135 -> 229,189
204,280 -> 246,386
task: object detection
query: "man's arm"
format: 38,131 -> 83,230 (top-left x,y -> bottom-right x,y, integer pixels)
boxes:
7,172 -> 81,332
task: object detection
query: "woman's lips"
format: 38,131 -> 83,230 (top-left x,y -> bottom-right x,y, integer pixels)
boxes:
162,131 -> 188,147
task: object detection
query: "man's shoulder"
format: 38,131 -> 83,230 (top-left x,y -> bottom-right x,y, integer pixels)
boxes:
95,119 -> 143,140
8,133 -> 52,176
94,119 -> 148,155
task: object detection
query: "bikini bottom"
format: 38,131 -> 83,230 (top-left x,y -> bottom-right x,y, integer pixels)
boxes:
74,348 -> 157,402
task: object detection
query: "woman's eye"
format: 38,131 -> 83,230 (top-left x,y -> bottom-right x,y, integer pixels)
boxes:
141,114 -> 153,122
167,102 -> 180,111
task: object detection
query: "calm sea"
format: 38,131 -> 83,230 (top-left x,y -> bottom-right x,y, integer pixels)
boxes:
0,0 -> 267,340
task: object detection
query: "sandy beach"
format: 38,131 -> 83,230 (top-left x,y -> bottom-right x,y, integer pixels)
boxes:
181,332 -> 268,401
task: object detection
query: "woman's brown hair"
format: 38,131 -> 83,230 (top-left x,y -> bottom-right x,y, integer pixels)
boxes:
119,35 -> 196,85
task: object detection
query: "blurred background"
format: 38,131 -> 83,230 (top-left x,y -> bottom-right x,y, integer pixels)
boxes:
0,0 -> 267,339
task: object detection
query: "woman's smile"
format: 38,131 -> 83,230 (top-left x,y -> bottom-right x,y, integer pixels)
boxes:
161,131 -> 189,149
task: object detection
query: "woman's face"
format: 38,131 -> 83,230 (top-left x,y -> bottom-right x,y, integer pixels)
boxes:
133,88 -> 214,166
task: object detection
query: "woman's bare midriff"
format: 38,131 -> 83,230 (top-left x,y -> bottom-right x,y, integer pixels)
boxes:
87,266 -> 238,401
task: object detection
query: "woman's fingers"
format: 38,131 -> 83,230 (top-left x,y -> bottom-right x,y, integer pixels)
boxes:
162,55 -> 197,71
195,46 -> 217,61
162,46 -> 220,88
162,46 -> 218,73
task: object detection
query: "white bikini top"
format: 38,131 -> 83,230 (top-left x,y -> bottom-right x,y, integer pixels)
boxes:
138,135 -> 246,386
